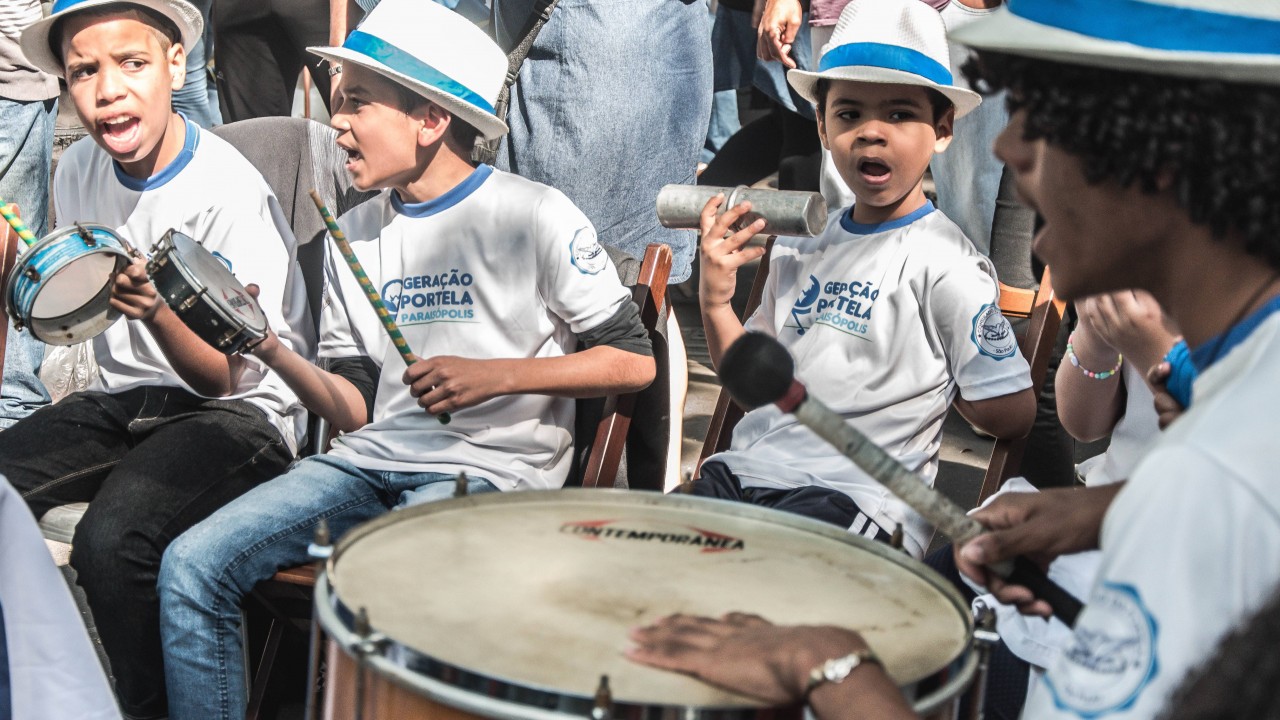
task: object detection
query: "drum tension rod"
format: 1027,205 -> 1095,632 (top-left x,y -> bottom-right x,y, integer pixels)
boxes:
592,675 -> 614,720
351,606 -> 390,720
454,472 -> 469,498
74,223 -> 97,247
966,600 -> 1000,720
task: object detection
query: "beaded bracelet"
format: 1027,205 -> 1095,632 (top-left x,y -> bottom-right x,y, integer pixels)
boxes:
1066,331 -> 1123,380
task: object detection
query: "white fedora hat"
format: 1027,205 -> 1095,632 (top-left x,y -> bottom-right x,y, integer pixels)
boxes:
310,0 -> 508,141
788,0 -> 982,118
21,0 -> 202,77
951,0 -> 1280,86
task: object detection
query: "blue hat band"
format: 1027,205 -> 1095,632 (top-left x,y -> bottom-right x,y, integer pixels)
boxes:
342,30 -> 495,115
1009,0 -> 1280,55
51,0 -> 107,14
818,42 -> 953,86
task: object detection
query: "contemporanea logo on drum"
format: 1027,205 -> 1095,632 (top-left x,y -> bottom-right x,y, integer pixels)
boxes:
559,520 -> 745,553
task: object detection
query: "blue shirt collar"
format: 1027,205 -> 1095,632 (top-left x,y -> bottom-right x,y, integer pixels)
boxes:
112,113 -> 199,192
391,164 -> 493,218
840,200 -> 935,235
1189,294 -> 1280,373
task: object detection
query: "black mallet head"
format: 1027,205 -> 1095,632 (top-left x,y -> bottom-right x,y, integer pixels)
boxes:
718,332 -> 798,411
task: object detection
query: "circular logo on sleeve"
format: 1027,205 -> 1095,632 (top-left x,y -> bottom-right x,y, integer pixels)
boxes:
1044,582 -> 1160,717
971,303 -> 1017,359
569,227 -> 607,275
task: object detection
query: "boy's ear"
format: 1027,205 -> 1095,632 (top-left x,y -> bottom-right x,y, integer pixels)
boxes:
816,110 -> 830,151
415,102 -> 451,148
167,43 -> 186,91
932,104 -> 956,154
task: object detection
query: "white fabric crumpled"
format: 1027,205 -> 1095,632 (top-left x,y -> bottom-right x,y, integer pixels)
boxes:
963,477 -> 1101,671
38,341 -> 99,403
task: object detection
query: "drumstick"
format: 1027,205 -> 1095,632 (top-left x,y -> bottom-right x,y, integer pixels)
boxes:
718,332 -> 1084,627
0,200 -> 38,247
308,190 -> 451,425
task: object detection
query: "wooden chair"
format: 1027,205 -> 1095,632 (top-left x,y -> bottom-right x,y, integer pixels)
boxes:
694,240 -> 1066,507
243,241 -> 674,719
975,268 -> 1066,504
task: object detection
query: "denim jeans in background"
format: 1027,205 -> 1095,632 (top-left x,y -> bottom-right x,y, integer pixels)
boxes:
711,2 -> 814,119
170,0 -> 221,127
159,454 -> 498,720
702,89 -> 741,165
492,0 -> 712,284
0,387 -> 291,719
0,97 -> 56,429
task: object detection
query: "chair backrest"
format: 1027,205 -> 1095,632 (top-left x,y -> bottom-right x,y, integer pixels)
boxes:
696,236 -> 776,473
575,242 -> 673,489
975,267 -> 1066,504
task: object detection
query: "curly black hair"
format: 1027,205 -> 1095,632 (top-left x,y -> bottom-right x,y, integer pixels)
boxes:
1158,580 -> 1280,719
964,52 -> 1280,271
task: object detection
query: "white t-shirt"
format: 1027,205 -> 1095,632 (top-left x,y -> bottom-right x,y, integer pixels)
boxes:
52,118 -> 313,452
0,476 -> 119,720
709,202 -> 1032,556
319,165 -> 629,490
973,361 -> 1162,672
1023,312 -> 1280,719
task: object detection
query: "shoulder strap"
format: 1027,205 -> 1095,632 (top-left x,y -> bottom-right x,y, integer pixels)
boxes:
471,0 -> 561,165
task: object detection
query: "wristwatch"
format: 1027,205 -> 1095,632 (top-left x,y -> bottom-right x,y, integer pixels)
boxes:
803,648 -> 882,699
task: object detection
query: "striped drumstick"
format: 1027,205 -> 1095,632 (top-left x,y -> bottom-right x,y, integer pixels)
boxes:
0,200 -> 38,247
308,191 -> 450,425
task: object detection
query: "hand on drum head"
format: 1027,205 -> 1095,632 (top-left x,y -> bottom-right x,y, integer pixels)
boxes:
240,284 -> 280,358
403,356 -> 508,416
110,257 -> 164,322
956,484 -> 1123,618
626,613 -> 884,708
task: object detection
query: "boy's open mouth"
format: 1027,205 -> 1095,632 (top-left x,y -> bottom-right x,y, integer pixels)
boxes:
858,159 -> 891,185
342,146 -> 363,167
98,116 -> 141,153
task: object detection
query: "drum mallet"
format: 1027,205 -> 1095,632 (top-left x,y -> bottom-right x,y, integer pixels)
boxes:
718,332 -> 1084,627
0,199 -> 38,247
308,191 -> 450,425
656,184 -> 828,237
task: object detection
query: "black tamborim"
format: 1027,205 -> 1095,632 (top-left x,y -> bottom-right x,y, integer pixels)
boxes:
147,229 -> 267,354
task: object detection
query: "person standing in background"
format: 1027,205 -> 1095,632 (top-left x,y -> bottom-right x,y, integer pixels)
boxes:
0,0 -> 56,430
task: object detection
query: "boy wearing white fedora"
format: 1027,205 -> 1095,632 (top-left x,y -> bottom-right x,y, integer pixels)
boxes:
628,1 -> 1280,719
689,0 -> 1034,558
156,1 -> 654,717
6,0 -> 311,717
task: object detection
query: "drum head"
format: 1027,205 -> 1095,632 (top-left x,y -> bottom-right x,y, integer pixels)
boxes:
166,232 -> 267,331
327,490 -> 971,709
31,253 -> 122,317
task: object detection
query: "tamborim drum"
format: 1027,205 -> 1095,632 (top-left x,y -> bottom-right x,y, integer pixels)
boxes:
147,229 -> 266,354
316,490 -> 976,720
5,223 -> 133,345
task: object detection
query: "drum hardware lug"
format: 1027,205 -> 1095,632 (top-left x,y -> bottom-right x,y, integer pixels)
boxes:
890,523 -> 905,552
591,674 -> 613,720
23,266 -> 39,283
454,471 -> 469,497
676,471 -> 695,494
74,223 -> 96,247
965,600 -> 1000,720
178,288 -> 207,313
11,317 -> 23,332
351,606 -> 389,720
307,518 -> 333,561
217,328 -> 238,348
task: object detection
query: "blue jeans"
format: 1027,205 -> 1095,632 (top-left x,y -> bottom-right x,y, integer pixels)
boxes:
0,97 -> 56,429
493,0 -> 712,284
170,0 -> 221,127
159,453 -> 498,720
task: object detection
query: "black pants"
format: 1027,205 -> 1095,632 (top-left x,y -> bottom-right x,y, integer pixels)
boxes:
213,0 -> 332,122
689,461 -> 893,541
0,387 -> 292,719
